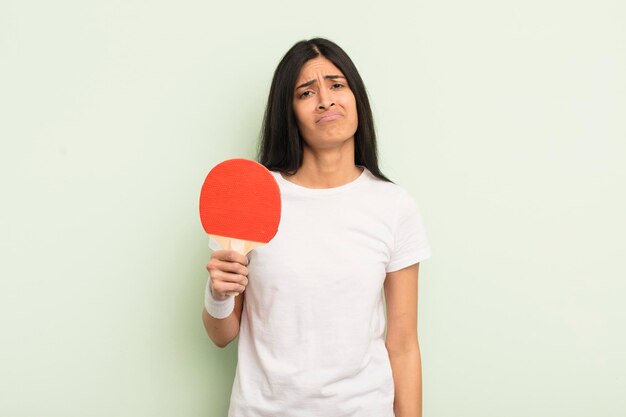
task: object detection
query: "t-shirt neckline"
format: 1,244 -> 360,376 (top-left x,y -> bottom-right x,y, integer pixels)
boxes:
273,166 -> 369,196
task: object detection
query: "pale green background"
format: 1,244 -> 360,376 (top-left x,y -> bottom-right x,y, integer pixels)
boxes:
1,0 -> 624,416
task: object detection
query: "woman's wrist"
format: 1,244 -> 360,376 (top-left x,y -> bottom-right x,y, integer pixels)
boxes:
204,278 -> 235,319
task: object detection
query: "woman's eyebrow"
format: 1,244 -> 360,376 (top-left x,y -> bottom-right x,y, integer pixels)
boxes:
295,75 -> 346,90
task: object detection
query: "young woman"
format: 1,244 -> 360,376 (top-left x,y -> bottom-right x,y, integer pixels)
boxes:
202,37 -> 432,417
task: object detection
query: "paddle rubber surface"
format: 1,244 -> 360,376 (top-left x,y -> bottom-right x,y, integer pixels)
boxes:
199,158 -> 281,243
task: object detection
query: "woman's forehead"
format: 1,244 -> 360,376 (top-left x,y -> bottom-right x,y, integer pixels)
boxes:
297,56 -> 344,81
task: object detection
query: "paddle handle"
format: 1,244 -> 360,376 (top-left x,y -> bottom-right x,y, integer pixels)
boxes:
209,234 -> 264,297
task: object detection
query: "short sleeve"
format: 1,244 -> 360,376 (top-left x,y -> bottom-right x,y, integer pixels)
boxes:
385,189 -> 432,273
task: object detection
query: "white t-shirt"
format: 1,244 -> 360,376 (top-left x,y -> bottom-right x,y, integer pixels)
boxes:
227,166 -> 432,417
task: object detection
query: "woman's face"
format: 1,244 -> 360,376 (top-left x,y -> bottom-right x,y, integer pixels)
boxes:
292,56 -> 358,150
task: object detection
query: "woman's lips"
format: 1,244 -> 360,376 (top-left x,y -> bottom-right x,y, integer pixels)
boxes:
316,112 -> 342,123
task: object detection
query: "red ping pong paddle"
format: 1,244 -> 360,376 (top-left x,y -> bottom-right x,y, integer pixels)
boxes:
199,158 -> 281,297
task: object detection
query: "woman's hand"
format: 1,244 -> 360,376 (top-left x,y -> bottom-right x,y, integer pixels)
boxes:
206,250 -> 249,299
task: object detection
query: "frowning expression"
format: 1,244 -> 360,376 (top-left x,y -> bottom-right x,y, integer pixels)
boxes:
292,56 -> 358,149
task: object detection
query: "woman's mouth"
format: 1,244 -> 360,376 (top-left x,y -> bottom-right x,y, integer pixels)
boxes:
317,112 -> 343,123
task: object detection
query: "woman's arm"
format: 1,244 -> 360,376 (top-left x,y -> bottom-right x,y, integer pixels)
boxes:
384,263 -> 422,417
202,249 -> 249,348
202,291 -> 245,348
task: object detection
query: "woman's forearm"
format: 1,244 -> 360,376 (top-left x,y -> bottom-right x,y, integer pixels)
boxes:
202,307 -> 240,348
387,346 -> 422,417
202,291 -> 244,348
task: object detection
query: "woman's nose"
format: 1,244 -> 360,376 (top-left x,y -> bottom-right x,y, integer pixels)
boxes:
317,89 -> 334,110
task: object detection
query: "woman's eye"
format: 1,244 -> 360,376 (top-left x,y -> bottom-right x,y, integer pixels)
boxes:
332,83 -> 344,89
300,90 -> 313,98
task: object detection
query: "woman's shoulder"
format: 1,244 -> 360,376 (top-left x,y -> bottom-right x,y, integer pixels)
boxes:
361,169 -> 427,214
361,168 -> 412,197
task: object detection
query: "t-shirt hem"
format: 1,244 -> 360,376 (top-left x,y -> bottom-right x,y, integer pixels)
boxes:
385,248 -> 432,273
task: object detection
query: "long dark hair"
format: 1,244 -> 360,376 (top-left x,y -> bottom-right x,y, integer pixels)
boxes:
257,37 -> 393,183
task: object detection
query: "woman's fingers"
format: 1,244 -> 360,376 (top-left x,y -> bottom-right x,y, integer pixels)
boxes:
210,269 -> 248,286
206,257 -> 249,276
211,249 -> 249,266
206,249 -> 250,299
211,276 -> 246,295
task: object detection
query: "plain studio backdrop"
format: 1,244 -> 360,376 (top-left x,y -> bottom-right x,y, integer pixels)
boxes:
1,1 -> 624,416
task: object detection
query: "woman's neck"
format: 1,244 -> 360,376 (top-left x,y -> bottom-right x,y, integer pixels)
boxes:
282,141 -> 363,189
